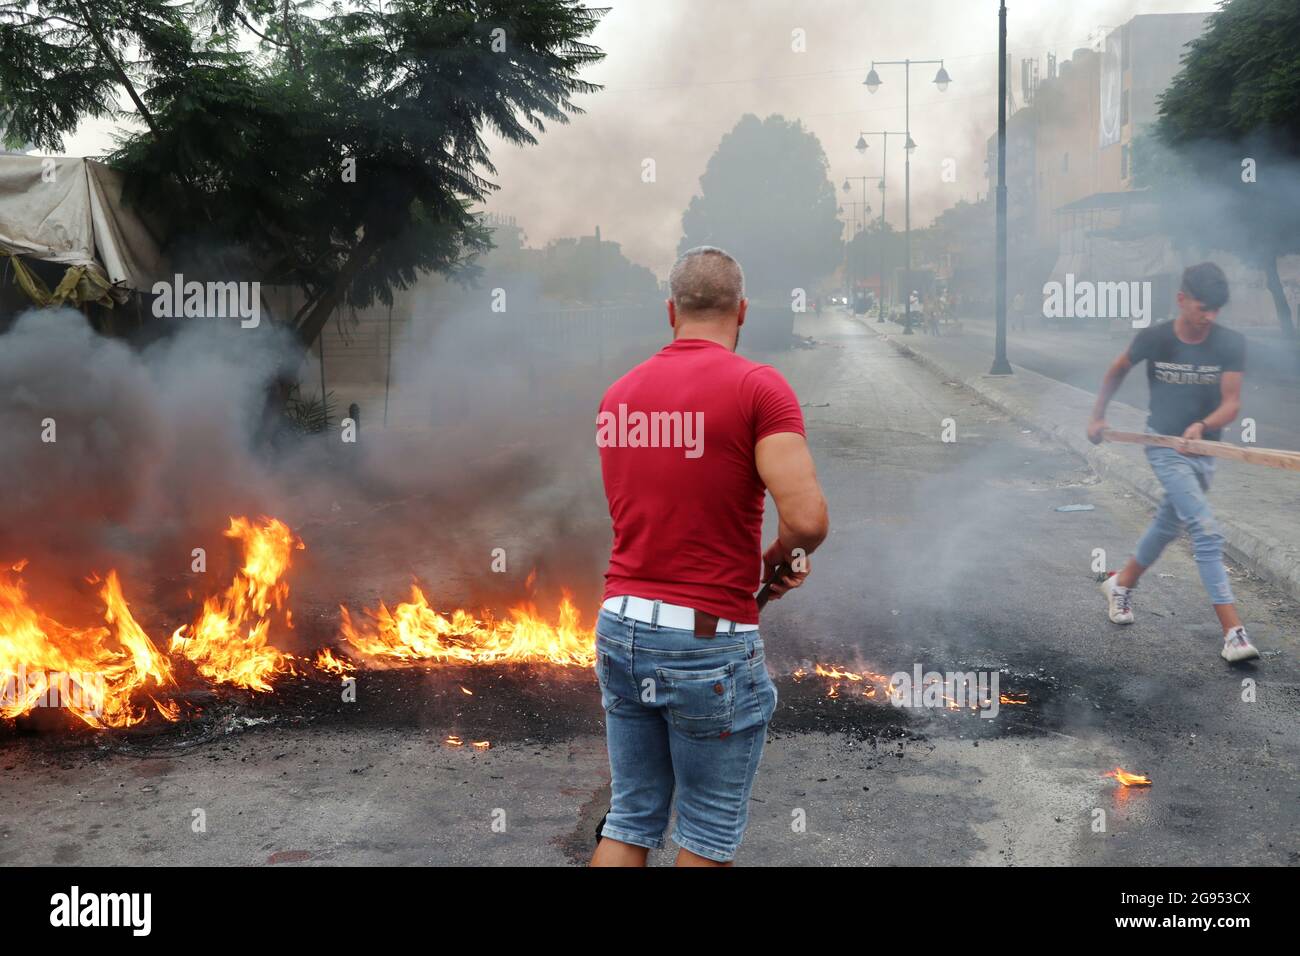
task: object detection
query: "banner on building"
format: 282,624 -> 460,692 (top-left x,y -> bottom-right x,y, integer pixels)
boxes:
1099,29 -> 1123,148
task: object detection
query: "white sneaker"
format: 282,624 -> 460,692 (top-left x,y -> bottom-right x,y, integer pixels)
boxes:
1221,626 -> 1260,662
1100,575 -> 1135,624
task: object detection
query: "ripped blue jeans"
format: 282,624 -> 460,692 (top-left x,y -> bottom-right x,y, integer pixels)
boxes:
1134,444 -> 1234,605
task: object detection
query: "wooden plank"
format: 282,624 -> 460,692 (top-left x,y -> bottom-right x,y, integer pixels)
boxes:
1102,429 -> 1300,473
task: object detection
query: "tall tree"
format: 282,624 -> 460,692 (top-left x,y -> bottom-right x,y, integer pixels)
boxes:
1152,0 -> 1300,337
678,114 -> 842,300
0,0 -> 606,346
844,219 -> 905,288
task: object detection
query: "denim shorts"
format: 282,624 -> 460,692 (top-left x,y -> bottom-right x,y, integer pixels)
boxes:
594,608 -> 778,862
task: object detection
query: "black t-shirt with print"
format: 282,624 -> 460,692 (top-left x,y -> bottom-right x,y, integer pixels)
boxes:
1127,321 -> 1245,440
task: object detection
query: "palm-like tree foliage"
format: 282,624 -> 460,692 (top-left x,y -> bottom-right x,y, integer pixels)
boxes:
0,0 -> 606,345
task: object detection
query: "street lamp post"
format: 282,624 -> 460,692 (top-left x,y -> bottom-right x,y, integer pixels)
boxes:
841,200 -> 870,241
855,130 -> 907,321
990,0 -> 1013,374
865,57 -> 951,335
843,177 -> 877,311
840,197 -> 868,295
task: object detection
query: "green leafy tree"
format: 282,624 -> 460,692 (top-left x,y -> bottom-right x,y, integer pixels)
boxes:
917,198 -> 998,303
678,114 -> 842,301
537,235 -> 658,305
0,0 -> 606,346
844,219 -> 904,296
1151,0 -> 1300,337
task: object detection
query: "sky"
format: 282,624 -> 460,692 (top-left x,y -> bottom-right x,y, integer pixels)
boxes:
59,0 -> 1221,280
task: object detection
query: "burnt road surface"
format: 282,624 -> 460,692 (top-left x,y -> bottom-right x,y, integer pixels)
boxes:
4,312 -> 1298,866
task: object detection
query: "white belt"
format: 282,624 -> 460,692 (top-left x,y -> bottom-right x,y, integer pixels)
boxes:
602,595 -> 758,633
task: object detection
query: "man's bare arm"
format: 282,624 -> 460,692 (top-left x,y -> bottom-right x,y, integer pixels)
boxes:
755,432 -> 829,599
1087,351 -> 1133,444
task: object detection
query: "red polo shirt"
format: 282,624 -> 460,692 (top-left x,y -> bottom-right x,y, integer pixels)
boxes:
597,338 -> 805,624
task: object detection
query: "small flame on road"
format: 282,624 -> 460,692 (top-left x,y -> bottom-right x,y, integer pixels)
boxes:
1104,767 -> 1152,787
315,648 -> 355,677
807,664 -> 906,703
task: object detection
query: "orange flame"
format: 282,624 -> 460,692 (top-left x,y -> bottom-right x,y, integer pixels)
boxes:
169,517 -> 302,692
151,695 -> 181,722
340,586 -> 595,668
809,663 -> 905,703
314,648 -> 355,677
1104,767 -> 1152,787
0,567 -> 172,728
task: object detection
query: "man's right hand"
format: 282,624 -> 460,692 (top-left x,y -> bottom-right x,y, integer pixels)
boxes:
762,538 -> 809,601
1086,418 -> 1108,445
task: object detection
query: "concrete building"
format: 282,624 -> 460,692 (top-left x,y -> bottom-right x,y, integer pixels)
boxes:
985,12 -> 1209,265
971,13 -> 1300,326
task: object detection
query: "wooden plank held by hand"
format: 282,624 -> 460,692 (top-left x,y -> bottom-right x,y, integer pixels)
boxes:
1101,429 -> 1300,472
756,563 -> 787,611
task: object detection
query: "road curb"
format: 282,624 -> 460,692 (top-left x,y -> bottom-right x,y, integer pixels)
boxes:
862,317 -> 1300,605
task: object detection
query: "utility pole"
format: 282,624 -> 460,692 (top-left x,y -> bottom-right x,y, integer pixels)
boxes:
991,0 -> 1013,374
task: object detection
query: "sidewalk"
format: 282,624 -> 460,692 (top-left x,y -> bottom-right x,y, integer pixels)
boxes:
862,316 -> 1300,605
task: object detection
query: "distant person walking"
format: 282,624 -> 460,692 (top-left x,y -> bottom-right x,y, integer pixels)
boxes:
1087,262 -> 1259,662
925,297 -> 940,337
592,246 -> 829,866
1012,291 -> 1026,332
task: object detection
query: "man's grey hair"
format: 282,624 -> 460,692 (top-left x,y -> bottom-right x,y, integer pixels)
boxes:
669,246 -> 745,315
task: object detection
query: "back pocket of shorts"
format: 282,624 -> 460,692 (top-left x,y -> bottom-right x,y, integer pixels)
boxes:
596,648 -> 621,713
656,663 -> 735,738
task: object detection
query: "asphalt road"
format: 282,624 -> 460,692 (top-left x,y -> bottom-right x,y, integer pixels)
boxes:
4,312 -> 1297,866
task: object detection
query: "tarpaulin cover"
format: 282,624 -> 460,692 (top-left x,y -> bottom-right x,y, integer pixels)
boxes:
1050,231 -> 1182,286
0,155 -> 164,296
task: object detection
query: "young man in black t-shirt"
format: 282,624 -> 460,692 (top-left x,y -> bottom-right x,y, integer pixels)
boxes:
1086,262 -> 1259,662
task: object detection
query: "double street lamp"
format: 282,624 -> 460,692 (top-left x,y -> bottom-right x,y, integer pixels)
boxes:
838,198 -> 871,238
841,177 -> 879,313
854,130 -> 907,321
864,57 -> 950,334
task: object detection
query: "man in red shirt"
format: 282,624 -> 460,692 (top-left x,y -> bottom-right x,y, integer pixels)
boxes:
591,246 -> 829,867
